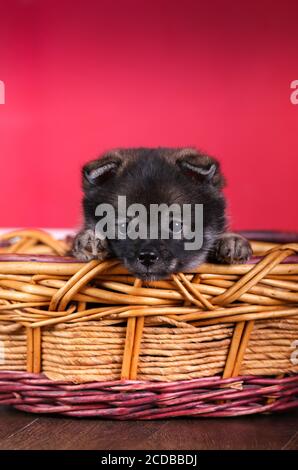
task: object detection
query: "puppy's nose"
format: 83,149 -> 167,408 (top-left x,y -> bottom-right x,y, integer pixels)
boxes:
138,250 -> 159,267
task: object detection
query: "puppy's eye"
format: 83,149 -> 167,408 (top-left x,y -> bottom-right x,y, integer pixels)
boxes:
170,220 -> 183,234
118,222 -> 128,235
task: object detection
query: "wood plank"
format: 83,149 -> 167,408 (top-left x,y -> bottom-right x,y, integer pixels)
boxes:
0,407 -> 297,450
0,407 -> 39,441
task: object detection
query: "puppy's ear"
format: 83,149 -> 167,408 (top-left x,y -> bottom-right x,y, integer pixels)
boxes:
176,150 -> 225,189
82,151 -> 122,192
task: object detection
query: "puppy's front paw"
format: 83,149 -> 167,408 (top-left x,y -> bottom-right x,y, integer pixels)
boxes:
71,229 -> 108,261
213,233 -> 252,264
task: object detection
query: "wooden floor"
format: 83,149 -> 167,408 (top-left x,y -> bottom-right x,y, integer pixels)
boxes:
0,407 -> 297,450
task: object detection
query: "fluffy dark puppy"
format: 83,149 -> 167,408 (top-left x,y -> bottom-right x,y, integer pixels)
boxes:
72,148 -> 252,279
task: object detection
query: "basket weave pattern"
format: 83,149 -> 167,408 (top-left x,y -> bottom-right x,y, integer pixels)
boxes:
0,229 -> 297,418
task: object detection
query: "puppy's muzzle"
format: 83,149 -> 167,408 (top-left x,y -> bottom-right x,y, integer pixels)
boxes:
137,250 -> 159,268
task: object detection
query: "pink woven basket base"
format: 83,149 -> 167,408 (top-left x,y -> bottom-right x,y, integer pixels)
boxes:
1,371 -> 297,419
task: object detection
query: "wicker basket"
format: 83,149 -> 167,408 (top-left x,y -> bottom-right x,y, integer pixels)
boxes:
0,229 -> 297,419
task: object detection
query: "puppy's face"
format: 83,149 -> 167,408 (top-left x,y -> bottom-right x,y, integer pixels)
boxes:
82,148 -> 226,279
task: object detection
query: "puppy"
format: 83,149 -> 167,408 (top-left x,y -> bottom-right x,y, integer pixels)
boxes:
71,148 -> 252,279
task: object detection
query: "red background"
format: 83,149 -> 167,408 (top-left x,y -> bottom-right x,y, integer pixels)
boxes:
0,0 -> 297,231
